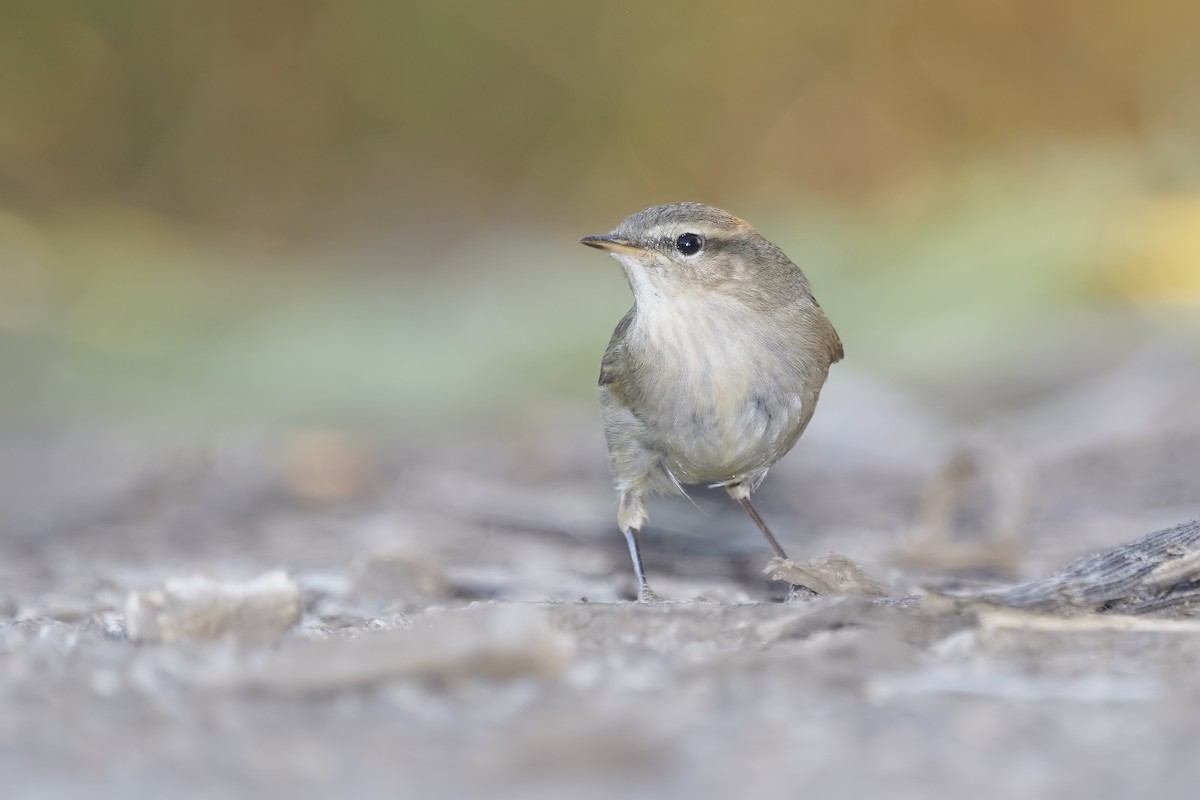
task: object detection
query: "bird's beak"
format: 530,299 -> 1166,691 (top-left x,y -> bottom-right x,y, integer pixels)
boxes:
579,234 -> 646,256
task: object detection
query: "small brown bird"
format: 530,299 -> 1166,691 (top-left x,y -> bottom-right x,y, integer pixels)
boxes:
581,203 -> 843,600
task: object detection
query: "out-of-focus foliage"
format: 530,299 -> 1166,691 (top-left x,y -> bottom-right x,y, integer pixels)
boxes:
0,1 -> 1197,427
5,1 -> 1200,231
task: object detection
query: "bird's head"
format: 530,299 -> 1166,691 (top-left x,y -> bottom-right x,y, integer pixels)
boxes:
580,202 -> 808,307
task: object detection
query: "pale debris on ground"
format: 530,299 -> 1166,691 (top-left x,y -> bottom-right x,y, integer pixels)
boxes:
124,570 -> 303,644
766,554 -> 890,597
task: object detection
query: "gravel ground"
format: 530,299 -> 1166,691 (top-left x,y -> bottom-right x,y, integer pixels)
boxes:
2,333 -> 1199,800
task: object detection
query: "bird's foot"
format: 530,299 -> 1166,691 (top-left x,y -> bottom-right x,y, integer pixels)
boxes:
784,583 -> 820,602
637,584 -> 661,603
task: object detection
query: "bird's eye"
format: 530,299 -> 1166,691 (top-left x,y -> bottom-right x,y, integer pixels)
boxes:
675,233 -> 703,256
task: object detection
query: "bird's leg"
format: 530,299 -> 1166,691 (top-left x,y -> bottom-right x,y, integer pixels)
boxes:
617,490 -> 658,601
622,527 -> 658,602
731,488 -> 818,598
735,495 -> 789,560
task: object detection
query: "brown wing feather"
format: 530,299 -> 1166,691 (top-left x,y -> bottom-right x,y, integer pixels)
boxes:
599,308 -> 636,389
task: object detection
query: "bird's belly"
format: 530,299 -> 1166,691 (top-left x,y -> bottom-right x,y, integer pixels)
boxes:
645,355 -> 808,486
628,300 -> 820,487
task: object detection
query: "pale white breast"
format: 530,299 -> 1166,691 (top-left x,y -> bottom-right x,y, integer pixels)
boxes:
624,281 -> 808,485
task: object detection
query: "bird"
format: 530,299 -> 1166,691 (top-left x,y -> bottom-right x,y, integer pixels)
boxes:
580,202 -> 843,601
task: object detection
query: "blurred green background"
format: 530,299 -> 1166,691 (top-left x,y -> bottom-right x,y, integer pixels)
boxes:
2,0 -> 1198,433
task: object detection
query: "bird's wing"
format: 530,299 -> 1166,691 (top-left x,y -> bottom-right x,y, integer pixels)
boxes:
598,308 -> 636,390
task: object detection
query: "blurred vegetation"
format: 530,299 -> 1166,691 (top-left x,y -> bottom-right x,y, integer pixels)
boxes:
1,1 -> 1198,429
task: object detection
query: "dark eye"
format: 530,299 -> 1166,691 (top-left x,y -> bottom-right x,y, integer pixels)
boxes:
675,233 -> 703,256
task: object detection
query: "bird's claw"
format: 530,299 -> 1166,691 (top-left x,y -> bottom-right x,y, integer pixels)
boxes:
637,585 -> 661,603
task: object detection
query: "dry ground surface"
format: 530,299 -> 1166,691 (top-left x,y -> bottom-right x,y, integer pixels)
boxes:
2,331 -> 1200,799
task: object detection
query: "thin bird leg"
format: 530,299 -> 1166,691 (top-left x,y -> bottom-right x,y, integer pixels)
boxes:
737,496 -> 789,560
622,527 -> 658,602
